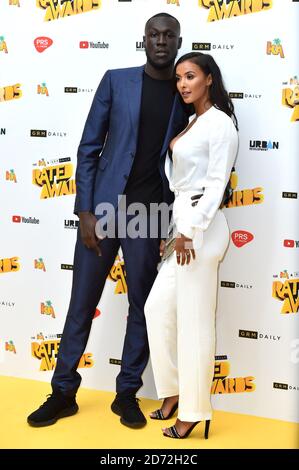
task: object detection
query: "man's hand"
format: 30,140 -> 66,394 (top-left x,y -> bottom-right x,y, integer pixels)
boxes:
175,233 -> 195,266
78,212 -> 102,256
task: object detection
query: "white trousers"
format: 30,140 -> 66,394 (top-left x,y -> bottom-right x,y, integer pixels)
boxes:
145,210 -> 229,422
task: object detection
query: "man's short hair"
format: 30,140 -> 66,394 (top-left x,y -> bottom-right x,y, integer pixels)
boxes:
145,13 -> 180,33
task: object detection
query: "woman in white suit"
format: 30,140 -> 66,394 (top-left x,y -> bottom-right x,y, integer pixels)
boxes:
144,52 -> 238,440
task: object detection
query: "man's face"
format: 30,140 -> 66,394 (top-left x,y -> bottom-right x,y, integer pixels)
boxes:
144,17 -> 181,70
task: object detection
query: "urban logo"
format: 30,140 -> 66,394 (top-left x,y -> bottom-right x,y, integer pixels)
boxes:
266,39 -> 284,58
34,258 -> 46,272
198,0 -> 272,22
282,191 -> 297,199
32,163 -> 76,198
0,257 -> 20,273
40,300 -> 56,319
211,356 -> 255,394
0,36 -> 8,53
192,42 -> 234,51
34,37 -> 53,53
12,215 -> 39,224
31,339 -> 93,371
36,1 -> 101,22
5,340 -> 16,354
6,169 -> 17,183
0,84 -> 22,102
108,254 -> 127,294
224,170 -> 264,208
64,219 -> 79,229
284,239 -> 299,248
9,0 -> 20,6
231,230 -> 254,248
282,76 -> 299,122
249,140 -> 279,151
79,41 -> 109,49
239,329 -> 281,341
272,275 -> 299,314
37,82 -> 49,96
136,40 -> 145,51
221,281 -> 253,289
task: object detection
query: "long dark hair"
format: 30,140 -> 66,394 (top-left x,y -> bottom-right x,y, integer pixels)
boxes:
174,52 -> 238,130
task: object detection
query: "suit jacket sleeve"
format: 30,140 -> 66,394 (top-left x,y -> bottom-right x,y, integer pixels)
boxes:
74,70 -> 111,215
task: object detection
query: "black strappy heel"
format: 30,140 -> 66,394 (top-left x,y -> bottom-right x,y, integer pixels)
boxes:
150,402 -> 178,420
163,419 -> 211,439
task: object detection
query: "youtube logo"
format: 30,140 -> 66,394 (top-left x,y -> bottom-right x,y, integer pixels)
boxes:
12,215 -> 21,223
284,239 -> 299,248
34,37 -> 53,53
231,230 -> 254,248
80,41 -> 89,49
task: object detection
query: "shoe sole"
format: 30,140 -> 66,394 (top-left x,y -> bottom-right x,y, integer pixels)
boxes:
27,404 -> 79,427
111,402 -> 146,429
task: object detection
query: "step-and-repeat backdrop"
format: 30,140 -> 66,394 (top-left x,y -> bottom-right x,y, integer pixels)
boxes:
0,0 -> 298,423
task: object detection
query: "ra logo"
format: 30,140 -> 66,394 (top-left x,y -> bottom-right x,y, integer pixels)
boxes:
266,39 -> 284,58
9,0 -> 20,6
5,340 -> 16,353
6,169 -> 17,182
40,300 -> 55,318
37,332 -> 45,340
0,36 -> 8,53
108,255 -> 127,294
37,83 -> 49,96
34,258 -> 46,272
282,76 -> 299,122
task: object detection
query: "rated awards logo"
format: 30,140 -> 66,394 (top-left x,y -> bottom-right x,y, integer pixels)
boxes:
0,257 -> 20,273
211,355 -> 255,394
224,169 -> 264,208
282,76 -> 299,122
32,162 -> 76,198
0,84 -> 22,102
31,333 -> 94,371
272,270 -> 299,314
198,0 -> 272,22
36,0 -> 101,22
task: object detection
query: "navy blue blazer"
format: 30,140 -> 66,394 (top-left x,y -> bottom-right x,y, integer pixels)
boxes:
74,65 -> 189,215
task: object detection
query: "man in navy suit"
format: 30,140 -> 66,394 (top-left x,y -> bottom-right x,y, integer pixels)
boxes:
27,12 -> 188,429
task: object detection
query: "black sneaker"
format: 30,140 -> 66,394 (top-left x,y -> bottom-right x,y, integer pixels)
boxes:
111,393 -> 146,429
27,391 -> 79,427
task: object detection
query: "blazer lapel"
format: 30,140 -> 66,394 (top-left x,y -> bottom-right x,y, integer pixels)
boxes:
127,66 -> 144,146
160,94 -> 181,157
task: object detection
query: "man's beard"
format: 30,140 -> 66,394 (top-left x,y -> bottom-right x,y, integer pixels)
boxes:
145,51 -> 176,70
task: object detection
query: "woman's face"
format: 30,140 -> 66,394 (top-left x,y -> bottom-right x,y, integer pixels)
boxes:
175,60 -> 212,106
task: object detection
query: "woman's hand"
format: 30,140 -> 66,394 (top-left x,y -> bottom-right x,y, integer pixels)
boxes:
159,239 -> 166,258
175,233 -> 196,265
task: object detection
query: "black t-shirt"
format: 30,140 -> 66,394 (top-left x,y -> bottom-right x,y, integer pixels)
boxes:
124,72 -> 174,207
